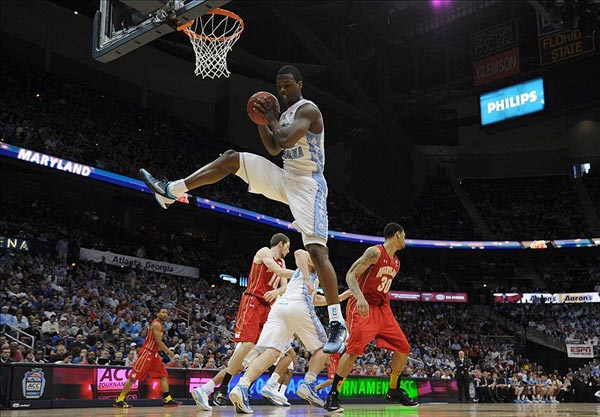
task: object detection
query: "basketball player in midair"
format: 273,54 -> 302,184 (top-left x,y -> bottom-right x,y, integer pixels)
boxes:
140,65 -> 346,353
113,308 -> 180,408
325,223 -> 419,413
191,233 -> 294,410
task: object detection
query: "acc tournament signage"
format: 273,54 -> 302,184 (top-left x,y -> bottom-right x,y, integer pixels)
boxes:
566,344 -> 594,359
97,368 -> 139,391
79,248 -> 199,278
479,78 -> 545,126
22,368 -> 46,398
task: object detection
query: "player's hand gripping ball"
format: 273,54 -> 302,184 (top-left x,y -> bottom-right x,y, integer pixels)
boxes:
247,91 -> 280,126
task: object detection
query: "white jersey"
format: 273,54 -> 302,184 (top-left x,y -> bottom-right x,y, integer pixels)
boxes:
280,99 -> 325,176
278,268 -> 319,303
255,267 -> 327,353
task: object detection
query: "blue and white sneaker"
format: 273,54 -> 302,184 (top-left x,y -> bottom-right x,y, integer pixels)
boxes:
229,385 -> 253,414
261,383 -> 290,406
138,168 -> 177,209
191,386 -> 212,411
297,381 -> 324,408
323,321 -> 347,354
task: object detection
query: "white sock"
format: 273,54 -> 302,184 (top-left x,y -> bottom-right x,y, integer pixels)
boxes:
304,372 -> 317,384
168,179 -> 188,197
267,372 -> 280,386
203,379 -> 215,392
327,304 -> 344,323
238,377 -> 250,387
278,384 -> 287,395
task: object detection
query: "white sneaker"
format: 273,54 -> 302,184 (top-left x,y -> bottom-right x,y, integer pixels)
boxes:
297,381 -> 325,408
261,383 -> 290,406
230,385 -> 253,414
191,386 -> 212,411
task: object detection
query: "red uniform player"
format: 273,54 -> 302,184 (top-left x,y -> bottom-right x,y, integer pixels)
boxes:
114,308 -> 180,408
192,233 -> 294,410
325,223 -> 419,413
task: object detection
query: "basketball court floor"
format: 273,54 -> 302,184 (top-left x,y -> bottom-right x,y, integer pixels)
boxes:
2,403 -> 599,417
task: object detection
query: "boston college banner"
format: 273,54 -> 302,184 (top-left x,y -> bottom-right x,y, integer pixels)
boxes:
79,248 -> 199,278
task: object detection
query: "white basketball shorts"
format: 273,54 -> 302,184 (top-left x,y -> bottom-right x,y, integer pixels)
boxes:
236,152 -> 328,247
255,298 -> 327,354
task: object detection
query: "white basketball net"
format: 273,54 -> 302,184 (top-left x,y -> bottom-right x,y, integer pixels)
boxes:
181,10 -> 243,79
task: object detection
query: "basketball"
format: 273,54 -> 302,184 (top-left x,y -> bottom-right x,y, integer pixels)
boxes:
247,91 -> 280,125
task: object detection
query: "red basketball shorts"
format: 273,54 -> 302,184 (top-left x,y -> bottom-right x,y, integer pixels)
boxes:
129,348 -> 168,381
233,294 -> 270,344
345,303 -> 410,356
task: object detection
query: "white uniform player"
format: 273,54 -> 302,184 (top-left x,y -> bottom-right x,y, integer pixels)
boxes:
236,98 -> 328,246
139,65 -> 346,356
256,267 -> 327,353
228,250 -> 343,414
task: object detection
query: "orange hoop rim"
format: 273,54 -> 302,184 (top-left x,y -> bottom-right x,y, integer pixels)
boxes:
177,8 -> 244,42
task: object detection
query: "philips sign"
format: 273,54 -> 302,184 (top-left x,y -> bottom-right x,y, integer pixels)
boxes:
480,78 -> 545,126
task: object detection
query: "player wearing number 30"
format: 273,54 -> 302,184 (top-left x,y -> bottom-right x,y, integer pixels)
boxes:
325,223 -> 419,413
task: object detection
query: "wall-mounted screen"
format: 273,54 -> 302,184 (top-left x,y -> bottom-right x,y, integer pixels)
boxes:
480,77 -> 545,126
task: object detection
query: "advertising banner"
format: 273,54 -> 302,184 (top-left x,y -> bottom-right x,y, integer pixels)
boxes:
494,292 -> 600,304
480,78 -> 545,126
11,365 -> 446,404
559,293 -> 600,303
9,365 -> 53,408
473,47 -> 520,86
539,30 -> 595,66
389,291 -> 422,301
493,293 -> 522,303
421,292 -> 468,303
471,19 -> 519,60
388,292 -> 468,303
566,344 -> 594,358
79,248 -> 199,278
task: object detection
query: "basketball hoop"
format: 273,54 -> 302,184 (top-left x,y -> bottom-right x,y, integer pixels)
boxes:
177,8 -> 244,79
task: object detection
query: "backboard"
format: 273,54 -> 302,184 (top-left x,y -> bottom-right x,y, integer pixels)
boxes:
92,0 -> 231,63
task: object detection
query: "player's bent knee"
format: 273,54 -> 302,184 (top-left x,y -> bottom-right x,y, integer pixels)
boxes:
219,149 -> 241,171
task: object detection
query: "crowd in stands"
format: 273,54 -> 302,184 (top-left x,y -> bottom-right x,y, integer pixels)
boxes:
1,56 -> 600,404
463,177 -> 592,241
494,303 -> 600,348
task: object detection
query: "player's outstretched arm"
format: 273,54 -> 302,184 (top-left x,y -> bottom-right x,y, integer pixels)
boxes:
314,290 -> 352,307
256,247 -> 295,279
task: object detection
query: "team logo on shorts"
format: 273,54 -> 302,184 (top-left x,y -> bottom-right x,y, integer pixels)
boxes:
22,368 -> 46,399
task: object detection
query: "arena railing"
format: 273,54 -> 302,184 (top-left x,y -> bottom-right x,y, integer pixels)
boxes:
1,323 -> 35,351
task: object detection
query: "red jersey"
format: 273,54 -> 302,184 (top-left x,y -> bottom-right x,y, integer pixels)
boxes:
142,319 -> 162,354
245,257 -> 284,303
353,245 -> 399,306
